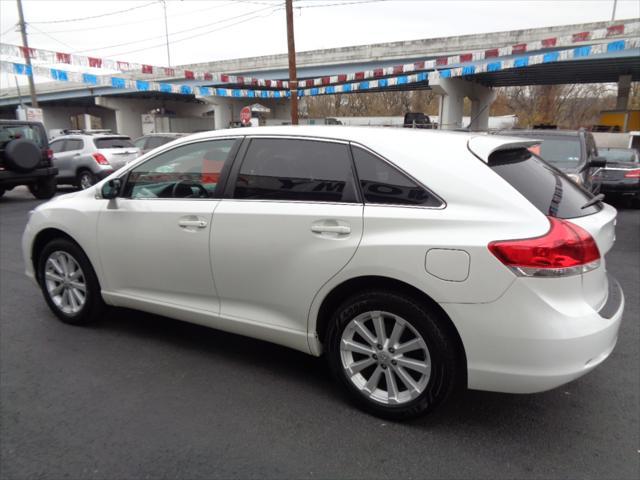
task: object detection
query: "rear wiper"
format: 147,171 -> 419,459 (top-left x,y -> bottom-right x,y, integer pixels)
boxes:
581,193 -> 604,209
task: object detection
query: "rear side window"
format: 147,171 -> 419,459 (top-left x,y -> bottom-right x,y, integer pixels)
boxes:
234,138 -> 357,203
352,147 -> 442,206
65,139 -> 83,151
489,148 -> 600,218
146,136 -> 172,150
95,137 -> 134,149
49,140 -> 64,153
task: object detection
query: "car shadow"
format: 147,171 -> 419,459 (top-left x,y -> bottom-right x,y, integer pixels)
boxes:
94,306 -> 573,429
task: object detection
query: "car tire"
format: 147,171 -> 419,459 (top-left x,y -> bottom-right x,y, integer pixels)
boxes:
326,290 -> 462,420
37,238 -> 105,325
28,177 -> 57,199
77,170 -> 96,190
3,138 -> 41,172
0,188 -> 5,198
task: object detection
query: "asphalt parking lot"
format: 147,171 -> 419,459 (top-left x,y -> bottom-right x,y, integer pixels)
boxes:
0,187 -> 638,480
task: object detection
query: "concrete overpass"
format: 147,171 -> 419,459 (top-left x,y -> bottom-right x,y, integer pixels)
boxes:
0,18 -> 638,135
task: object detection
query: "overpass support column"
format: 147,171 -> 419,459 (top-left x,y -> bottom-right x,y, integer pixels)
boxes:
200,96 -> 236,130
616,74 -> 632,111
430,77 -> 495,131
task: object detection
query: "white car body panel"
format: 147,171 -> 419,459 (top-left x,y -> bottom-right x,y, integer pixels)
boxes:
22,126 -> 624,395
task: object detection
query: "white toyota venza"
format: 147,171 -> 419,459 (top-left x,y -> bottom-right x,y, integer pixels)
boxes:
22,127 -> 624,419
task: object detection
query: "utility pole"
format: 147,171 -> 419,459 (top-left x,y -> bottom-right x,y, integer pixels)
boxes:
161,0 -> 171,67
611,0 -> 617,21
285,0 -> 298,125
16,0 -> 38,107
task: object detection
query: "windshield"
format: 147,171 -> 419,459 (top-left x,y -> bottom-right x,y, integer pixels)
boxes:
0,125 -> 46,148
527,137 -> 582,169
601,148 -> 638,163
94,137 -> 134,149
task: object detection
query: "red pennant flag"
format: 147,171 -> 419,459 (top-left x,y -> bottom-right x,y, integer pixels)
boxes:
20,46 -> 36,58
512,44 -> 527,54
337,74 -> 347,82
322,76 -> 331,85
164,67 -> 175,76
184,70 -> 194,80
88,57 -> 102,68
436,57 -> 448,66
607,25 -> 624,36
117,61 -> 130,70
541,38 -> 557,48
572,32 -> 590,42
484,48 -> 499,58
220,74 -> 229,82
413,61 -> 425,70
204,72 -> 213,81
56,52 -> 71,64
392,65 -> 404,75
142,64 -> 153,74
373,68 -> 384,78
354,71 -> 365,80
459,53 -> 473,62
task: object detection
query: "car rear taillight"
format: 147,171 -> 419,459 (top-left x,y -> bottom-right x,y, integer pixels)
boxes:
624,169 -> 640,178
488,217 -> 601,277
93,153 -> 110,165
46,148 -> 53,160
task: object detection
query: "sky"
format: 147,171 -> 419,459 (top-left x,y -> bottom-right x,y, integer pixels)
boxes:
0,0 -> 639,87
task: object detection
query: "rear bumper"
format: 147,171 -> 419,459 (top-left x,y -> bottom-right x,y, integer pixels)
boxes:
443,273 -> 624,394
599,179 -> 640,197
0,167 -> 58,187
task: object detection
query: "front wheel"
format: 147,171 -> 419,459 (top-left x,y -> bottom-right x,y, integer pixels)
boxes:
326,290 -> 463,420
37,238 -> 105,325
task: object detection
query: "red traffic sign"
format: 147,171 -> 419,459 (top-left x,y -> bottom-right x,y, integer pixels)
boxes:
240,106 -> 252,125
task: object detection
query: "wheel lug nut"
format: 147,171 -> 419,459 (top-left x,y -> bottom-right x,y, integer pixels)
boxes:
391,360 -> 397,366
388,347 -> 395,354
377,344 -> 383,350
381,364 -> 387,369
372,354 -> 378,360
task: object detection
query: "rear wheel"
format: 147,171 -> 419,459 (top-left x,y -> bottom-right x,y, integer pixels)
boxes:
326,290 -> 462,420
37,238 -> 105,325
77,170 -> 95,190
28,177 -> 57,199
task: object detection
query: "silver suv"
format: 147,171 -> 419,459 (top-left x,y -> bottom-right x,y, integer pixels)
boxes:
49,131 -> 140,189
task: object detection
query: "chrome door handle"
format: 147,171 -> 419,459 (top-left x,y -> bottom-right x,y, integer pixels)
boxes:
311,225 -> 351,234
178,218 -> 207,228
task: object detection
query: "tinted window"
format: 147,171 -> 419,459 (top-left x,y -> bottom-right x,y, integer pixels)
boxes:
95,137 -> 134,149
526,136 -> 581,169
133,138 -> 146,149
49,140 -> 64,153
490,148 -> 600,218
352,147 -> 441,206
146,136 -> 172,150
601,148 -> 638,163
64,139 -> 83,151
234,139 -> 357,202
124,139 -> 236,199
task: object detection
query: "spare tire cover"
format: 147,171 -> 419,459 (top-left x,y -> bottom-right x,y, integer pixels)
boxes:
4,138 -> 42,172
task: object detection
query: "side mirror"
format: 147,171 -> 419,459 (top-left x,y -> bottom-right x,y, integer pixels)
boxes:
101,178 -> 122,199
587,157 -> 607,169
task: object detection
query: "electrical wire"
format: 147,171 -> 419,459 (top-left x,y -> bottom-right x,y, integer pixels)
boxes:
26,0 -> 242,35
106,3 -> 284,58
27,24 -> 77,52
71,3 -> 280,55
29,1 -> 159,24
294,0 -> 390,8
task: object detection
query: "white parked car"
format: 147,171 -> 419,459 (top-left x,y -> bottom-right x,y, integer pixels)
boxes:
22,127 -> 624,419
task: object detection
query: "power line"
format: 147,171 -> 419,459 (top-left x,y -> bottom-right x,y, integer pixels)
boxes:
28,24 -> 77,52
294,0 -> 390,8
71,3 -> 280,55
106,4 -> 284,58
29,1 -> 159,24
26,0 -> 239,34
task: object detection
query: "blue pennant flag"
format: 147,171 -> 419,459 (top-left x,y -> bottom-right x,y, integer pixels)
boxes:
159,83 -> 173,93
574,46 -> 591,58
397,76 -> 408,85
311,87 -> 319,96
462,65 -> 476,76
607,40 -> 625,52
342,83 -> 352,92
326,85 -> 335,94
50,69 -> 68,81
542,52 -> 559,63
13,63 -> 32,76
378,79 -> 388,88
180,85 -> 193,95
439,70 -> 451,78
111,77 -> 126,89
136,80 -> 150,91
359,81 -> 370,90
82,73 -> 98,85
514,57 -> 529,68
487,62 -> 502,72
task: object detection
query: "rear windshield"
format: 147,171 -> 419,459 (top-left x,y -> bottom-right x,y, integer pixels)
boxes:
528,136 -> 582,168
94,137 -> 134,149
0,124 -> 46,148
489,148 -> 600,218
601,148 -> 638,163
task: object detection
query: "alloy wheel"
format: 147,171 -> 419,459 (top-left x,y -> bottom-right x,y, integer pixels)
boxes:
340,310 -> 431,405
44,251 -> 87,315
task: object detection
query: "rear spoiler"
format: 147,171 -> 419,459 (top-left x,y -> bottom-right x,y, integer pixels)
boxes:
468,135 -> 541,163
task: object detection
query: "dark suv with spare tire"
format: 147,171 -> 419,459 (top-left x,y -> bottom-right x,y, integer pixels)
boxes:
0,120 -> 57,199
